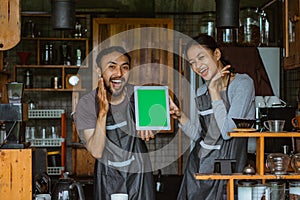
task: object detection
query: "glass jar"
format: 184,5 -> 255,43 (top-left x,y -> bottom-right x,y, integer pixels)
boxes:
259,10 -> 269,46
237,180 -> 258,200
216,28 -> 238,46
199,12 -> 216,38
266,181 -> 285,200
266,153 -> 291,175
289,181 -> 300,200
239,7 -> 260,46
291,153 -> 300,173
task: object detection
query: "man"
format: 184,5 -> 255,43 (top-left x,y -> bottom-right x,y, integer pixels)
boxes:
75,46 -> 155,199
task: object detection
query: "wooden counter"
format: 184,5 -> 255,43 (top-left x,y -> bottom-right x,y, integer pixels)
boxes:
0,149 -> 32,200
194,131 -> 300,200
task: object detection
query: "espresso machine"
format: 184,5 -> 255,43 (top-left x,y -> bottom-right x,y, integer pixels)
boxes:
0,82 -> 29,148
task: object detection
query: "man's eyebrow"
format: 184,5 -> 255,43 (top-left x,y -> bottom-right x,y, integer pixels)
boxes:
106,61 -> 129,65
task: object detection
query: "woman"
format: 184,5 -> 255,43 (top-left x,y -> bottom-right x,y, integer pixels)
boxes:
170,34 -> 255,200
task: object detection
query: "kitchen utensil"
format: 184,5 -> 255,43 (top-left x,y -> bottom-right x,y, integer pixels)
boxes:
289,181 -> 300,199
242,164 -> 256,175
264,96 -> 286,108
51,172 -> 85,200
266,153 -> 290,175
264,120 -> 285,132
252,184 -> 267,200
266,181 -> 285,200
255,96 -> 266,108
291,153 -> 300,173
292,115 -> 300,130
232,118 -> 256,128
237,180 -> 258,200
17,52 -> 31,65
35,194 -> 51,200
6,82 -> 24,103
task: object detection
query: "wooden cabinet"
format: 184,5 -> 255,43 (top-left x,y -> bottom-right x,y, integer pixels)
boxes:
195,132 -> 300,200
92,18 -> 174,89
284,0 -> 300,69
27,109 -> 66,176
0,149 -> 32,200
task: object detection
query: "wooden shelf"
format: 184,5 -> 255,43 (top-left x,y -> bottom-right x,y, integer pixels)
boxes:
21,37 -> 89,41
194,132 -> 300,200
229,132 -> 300,137
24,88 -> 86,92
0,70 -> 10,75
15,65 -> 88,68
194,173 -> 300,180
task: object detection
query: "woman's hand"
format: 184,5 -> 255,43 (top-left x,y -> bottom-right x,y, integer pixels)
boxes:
97,77 -> 109,116
169,97 -> 181,119
208,65 -> 231,99
169,97 -> 188,125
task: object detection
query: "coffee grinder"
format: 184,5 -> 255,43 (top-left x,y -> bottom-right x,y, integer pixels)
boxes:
0,82 -> 29,148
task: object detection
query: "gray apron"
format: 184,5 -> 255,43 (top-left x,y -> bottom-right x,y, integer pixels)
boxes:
93,87 -> 155,200
177,85 -> 247,200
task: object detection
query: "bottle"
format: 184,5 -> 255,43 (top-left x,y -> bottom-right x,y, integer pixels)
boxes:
24,69 -> 33,88
49,43 -> 55,65
0,124 -> 7,144
74,21 -> 82,38
44,43 -> 49,64
76,48 -> 81,66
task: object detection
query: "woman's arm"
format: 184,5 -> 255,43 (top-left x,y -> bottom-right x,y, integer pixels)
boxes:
213,74 -> 255,140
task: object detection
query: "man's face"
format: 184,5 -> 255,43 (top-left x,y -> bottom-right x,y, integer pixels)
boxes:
100,51 -> 130,96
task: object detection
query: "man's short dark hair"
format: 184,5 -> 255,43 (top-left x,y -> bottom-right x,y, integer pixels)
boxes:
96,46 -> 131,69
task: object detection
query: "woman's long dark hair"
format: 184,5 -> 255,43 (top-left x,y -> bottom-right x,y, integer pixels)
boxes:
185,34 -> 231,67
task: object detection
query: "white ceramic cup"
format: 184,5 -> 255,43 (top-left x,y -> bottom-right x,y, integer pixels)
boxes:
111,193 -> 129,200
265,96 -> 286,108
255,96 -> 266,108
35,194 -> 51,200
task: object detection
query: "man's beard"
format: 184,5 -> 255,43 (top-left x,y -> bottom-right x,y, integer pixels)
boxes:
104,77 -> 127,97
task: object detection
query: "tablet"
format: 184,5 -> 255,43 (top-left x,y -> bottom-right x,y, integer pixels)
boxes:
134,86 -> 171,130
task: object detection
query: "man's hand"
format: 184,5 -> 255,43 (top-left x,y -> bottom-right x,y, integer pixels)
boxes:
97,77 -> 109,116
137,130 -> 155,141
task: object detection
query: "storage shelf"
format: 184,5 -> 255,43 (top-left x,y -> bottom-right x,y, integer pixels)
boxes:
229,132 -> 300,137
28,138 -> 64,147
47,166 -> 65,176
194,132 -> 300,200
21,37 -> 89,41
24,88 -> 86,92
15,64 -> 88,68
194,173 -> 300,180
28,109 -> 65,118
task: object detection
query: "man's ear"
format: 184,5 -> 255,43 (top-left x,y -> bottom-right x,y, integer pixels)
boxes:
95,67 -> 102,78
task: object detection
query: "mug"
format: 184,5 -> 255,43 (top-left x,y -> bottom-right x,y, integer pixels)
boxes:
264,120 -> 285,132
111,193 -> 128,200
35,194 -> 51,200
264,96 -> 286,108
292,115 -> 300,130
255,96 -> 266,108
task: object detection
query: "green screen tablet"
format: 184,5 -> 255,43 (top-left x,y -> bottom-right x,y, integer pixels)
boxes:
134,86 -> 171,130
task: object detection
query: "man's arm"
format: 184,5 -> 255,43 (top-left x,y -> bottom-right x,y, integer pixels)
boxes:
83,111 -> 107,159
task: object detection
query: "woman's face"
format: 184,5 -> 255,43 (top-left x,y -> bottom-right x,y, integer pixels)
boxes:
186,44 -> 221,81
